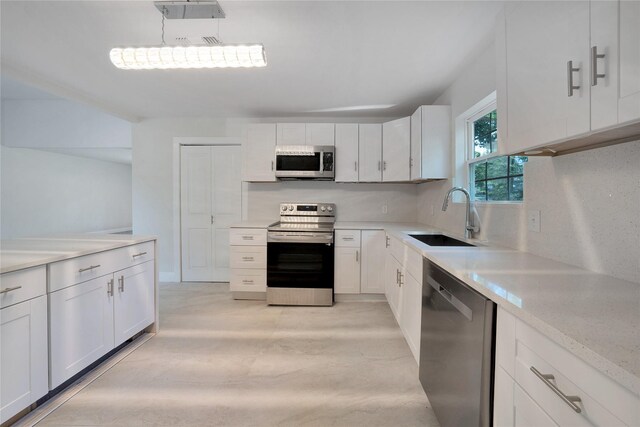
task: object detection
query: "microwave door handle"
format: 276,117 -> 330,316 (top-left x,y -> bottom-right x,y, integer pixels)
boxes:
320,150 -> 324,173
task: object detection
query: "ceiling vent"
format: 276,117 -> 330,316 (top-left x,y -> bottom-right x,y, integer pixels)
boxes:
202,36 -> 221,45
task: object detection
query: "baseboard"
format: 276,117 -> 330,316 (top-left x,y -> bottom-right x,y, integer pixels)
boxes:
232,291 -> 266,300
335,293 -> 387,302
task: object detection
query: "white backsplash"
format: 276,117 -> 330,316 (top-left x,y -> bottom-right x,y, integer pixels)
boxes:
417,141 -> 640,284
246,181 -> 418,223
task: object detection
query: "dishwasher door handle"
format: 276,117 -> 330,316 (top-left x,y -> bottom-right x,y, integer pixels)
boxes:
427,277 -> 473,321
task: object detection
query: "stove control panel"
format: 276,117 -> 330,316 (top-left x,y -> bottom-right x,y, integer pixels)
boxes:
279,203 -> 336,217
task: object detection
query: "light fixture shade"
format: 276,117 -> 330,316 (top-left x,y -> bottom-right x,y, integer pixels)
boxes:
109,44 -> 266,69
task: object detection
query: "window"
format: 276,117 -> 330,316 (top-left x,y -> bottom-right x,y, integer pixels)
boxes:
466,105 -> 527,202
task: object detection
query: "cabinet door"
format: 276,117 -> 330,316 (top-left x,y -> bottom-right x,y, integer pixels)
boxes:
114,261 -> 155,347
334,247 -> 361,294
360,230 -> 386,294
244,124 -> 276,182
358,124 -> 382,182
494,367 -> 516,427
419,106 -> 452,180
384,253 -> 402,323
334,124 -> 359,182
305,123 -> 335,146
277,123 -> 306,145
0,296 -> 47,424
400,271 -> 421,363
410,108 -> 422,181
618,0 -> 640,123
505,1 -> 590,154
49,276 -> 115,389
382,117 -> 411,182
590,1 -> 619,130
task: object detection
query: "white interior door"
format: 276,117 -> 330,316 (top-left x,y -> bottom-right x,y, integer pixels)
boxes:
181,145 -> 241,282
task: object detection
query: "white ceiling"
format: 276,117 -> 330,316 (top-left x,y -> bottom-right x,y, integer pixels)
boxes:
0,1 -> 503,121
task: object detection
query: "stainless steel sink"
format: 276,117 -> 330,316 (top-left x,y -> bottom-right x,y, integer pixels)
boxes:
408,233 -> 475,247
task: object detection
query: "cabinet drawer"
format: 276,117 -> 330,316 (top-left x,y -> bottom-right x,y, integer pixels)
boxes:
515,320 -> 638,427
119,241 -> 155,269
0,266 -> 46,309
49,249 -> 122,292
230,269 -> 266,292
230,228 -> 267,246
230,246 -> 266,269
335,230 -> 361,247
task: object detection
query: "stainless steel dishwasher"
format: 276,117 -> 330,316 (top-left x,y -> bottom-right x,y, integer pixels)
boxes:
419,259 -> 496,427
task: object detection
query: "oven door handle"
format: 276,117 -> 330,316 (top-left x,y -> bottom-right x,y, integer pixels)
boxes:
268,234 -> 334,244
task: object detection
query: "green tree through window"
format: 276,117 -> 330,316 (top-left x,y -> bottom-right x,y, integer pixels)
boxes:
469,109 -> 527,201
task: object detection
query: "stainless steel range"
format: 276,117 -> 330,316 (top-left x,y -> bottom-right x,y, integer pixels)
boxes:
267,203 -> 336,306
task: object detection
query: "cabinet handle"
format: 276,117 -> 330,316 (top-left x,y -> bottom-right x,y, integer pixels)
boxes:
396,269 -> 400,285
107,278 -> 114,296
410,157 -> 413,168
377,161 -> 381,171
385,236 -> 390,248
79,264 -> 101,273
567,60 -> 580,97
211,215 -> 215,224
132,252 -> 147,258
354,161 -> 358,172
241,279 -> 254,284
399,272 -> 403,287
383,161 -> 387,171
271,160 -> 274,171
355,250 -> 359,263
591,46 -> 606,86
0,285 -> 22,294
241,236 -> 255,240
342,237 -> 354,241
242,256 -> 254,261
530,366 -> 582,413
118,275 -> 125,292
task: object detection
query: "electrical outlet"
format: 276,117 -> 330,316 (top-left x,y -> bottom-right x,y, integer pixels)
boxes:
382,205 -> 388,214
528,210 -> 541,232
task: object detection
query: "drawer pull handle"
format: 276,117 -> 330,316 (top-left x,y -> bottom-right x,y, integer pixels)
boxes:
118,275 -> 125,292
242,257 -> 254,261
0,285 -> 22,294
530,366 -> 582,413
342,237 -> 354,241
79,264 -> 101,273
242,280 -> 254,284
132,252 -> 147,258
241,236 -> 255,240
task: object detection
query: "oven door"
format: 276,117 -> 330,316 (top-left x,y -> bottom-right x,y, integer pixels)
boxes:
267,239 -> 334,290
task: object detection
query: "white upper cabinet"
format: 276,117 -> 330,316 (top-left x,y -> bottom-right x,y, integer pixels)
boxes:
334,124 -> 359,182
504,1 -> 591,155
616,0 -> 640,124
276,123 -> 335,146
276,123 -> 306,145
382,117 -> 411,182
305,123 -> 335,146
500,0 -> 640,155
410,105 -> 451,181
244,124 -> 276,182
358,124 -> 383,182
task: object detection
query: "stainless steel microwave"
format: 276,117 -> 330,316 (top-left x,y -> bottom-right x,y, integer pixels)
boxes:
274,145 -> 335,180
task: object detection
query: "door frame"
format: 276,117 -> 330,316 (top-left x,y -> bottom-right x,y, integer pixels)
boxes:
173,137 -> 247,283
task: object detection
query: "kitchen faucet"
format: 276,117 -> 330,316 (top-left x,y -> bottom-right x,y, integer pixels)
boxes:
442,187 -> 480,239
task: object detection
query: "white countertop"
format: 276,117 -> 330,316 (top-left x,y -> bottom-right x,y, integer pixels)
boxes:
374,223 -> 639,395
1,234 -> 157,274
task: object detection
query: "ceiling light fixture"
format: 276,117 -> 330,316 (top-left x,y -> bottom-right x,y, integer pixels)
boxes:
109,1 -> 266,70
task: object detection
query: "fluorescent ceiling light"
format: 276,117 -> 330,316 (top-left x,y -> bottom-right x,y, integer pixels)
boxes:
109,44 -> 267,70
307,105 -> 396,113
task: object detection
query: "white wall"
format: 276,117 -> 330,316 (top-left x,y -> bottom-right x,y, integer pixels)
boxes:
1,99 -> 132,148
132,116 -> 410,279
416,42 -> 640,284
1,146 -> 132,239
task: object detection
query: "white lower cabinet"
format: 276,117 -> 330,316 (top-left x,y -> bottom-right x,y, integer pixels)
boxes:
495,307 -> 639,427
399,270 -> 421,363
384,252 -> 403,321
0,295 -> 48,424
360,230 -> 386,293
334,247 -> 361,294
114,261 -> 155,347
229,227 -> 267,298
49,275 -> 115,389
